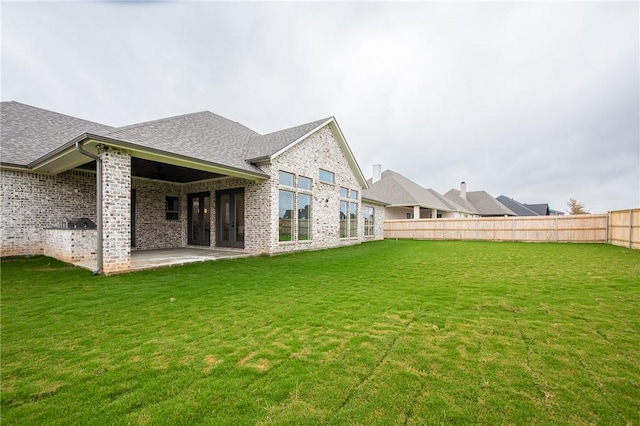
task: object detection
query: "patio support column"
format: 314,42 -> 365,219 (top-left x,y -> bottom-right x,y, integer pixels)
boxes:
99,146 -> 131,274
414,205 -> 420,220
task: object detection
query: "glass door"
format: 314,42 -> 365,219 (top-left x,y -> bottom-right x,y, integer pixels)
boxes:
188,192 -> 211,246
216,188 -> 244,249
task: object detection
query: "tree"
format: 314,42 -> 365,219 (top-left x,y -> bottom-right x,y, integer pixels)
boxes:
567,198 -> 588,215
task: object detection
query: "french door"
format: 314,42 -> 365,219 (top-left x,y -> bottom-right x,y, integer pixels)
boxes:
188,192 -> 211,246
216,188 -> 244,249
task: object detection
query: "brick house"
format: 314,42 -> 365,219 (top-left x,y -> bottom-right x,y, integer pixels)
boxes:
1,102 -> 385,274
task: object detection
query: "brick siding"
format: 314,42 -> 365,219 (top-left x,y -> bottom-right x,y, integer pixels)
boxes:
100,147 -> 131,274
0,168 -> 97,257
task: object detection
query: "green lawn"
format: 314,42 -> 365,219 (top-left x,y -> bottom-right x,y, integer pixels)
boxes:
1,241 -> 639,425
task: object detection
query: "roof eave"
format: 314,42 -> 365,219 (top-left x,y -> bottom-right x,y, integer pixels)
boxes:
28,133 -> 269,181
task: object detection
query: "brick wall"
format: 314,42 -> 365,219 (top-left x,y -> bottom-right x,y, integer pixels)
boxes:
100,148 -> 130,274
268,124 -> 366,254
43,229 -> 97,263
363,202 -> 386,241
182,177 -> 272,253
0,168 -> 97,257
132,179 -> 183,250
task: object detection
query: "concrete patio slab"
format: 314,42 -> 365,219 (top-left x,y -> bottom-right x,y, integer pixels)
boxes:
74,247 -> 254,273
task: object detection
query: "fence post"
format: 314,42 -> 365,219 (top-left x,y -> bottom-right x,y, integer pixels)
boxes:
554,217 -> 558,243
475,219 -> 479,240
605,213 -> 609,244
443,220 -> 446,240
512,218 -> 515,242
629,209 -> 633,249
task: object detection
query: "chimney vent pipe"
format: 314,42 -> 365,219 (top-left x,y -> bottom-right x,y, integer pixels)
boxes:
372,164 -> 382,183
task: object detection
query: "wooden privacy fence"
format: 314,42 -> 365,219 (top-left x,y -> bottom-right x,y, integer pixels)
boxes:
608,209 -> 640,249
384,209 -> 640,248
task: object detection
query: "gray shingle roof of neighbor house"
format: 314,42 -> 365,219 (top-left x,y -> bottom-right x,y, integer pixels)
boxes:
525,203 -> 550,216
0,101 -> 113,166
364,170 -> 460,212
360,188 -> 390,205
497,195 -> 541,216
445,188 -> 516,216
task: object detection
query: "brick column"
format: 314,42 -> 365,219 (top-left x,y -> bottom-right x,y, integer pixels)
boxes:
100,147 -> 131,274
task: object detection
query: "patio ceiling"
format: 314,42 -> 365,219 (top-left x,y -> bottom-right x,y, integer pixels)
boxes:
79,157 -> 225,183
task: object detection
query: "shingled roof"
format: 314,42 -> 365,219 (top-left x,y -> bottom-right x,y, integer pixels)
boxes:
93,111 -> 264,175
0,101 -> 113,166
445,188 -> 516,216
363,170 -> 461,212
496,195 -> 541,216
0,102 -> 349,181
244,118 -> 332,161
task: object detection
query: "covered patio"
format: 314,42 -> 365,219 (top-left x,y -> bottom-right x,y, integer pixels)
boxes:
74,247 -> 253,273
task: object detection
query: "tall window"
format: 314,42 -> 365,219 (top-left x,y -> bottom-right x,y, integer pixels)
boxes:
298,194 -> 311,241
349,203 -> 358,237
364,206 -> 374,236
339,201 -> 349,238
339,187 -> 359,238
278,171 -> 312,242
279,190 -> 294,241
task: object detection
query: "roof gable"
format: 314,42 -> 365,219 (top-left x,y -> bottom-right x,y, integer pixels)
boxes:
252,117 -> 367,189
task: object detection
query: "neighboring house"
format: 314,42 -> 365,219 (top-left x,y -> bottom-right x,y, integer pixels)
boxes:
1,101 -> 385,274
497,196 -> 564,216
362,167 -> 473,219
444,182 -> 516,217
496,196 -> 541,216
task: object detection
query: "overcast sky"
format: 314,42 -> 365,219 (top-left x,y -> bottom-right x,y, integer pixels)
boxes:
2,1 -> 638,213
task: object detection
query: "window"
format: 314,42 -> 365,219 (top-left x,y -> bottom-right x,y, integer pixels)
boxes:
279,171 -> 294,186
298,176 -> 312,190
339,201 -> 349,238
279,190 -> 294,241
406,212 -> 414,219
319,169 -> 335,184
278,170 -> 312,242
298,194 -> 311,241
166,196 -> 179,220
349,203 -> 358,237
364,206 -> 374,236
339,187 -> 359,238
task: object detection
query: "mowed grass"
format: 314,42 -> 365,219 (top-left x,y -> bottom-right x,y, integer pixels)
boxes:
1,241 -> 639,425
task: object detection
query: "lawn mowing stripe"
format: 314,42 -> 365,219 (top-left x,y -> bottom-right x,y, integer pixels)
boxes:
329,314 -> 415,421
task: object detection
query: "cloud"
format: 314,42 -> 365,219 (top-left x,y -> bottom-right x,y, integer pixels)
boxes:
1,1 -> 638,213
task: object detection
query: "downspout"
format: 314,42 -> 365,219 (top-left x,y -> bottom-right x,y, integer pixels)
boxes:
76,140 -> 103,275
